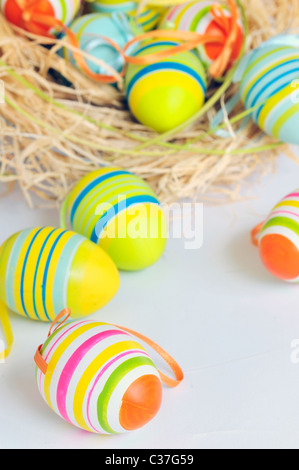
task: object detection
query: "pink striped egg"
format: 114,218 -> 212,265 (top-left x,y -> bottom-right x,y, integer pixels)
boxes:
36,320 -> 163,434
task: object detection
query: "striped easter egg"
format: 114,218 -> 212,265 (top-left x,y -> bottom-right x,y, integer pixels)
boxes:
238,43 -> 299,145
61,168 -> 167,271
63,13 -> 134,75
36,320 -> 162,433
125,40 -> 207,133
257,189 -> 299,282
159,0 -> 244,69
1,0 -> 81,36
89,0 -> 164,32
0,227 -> 119,321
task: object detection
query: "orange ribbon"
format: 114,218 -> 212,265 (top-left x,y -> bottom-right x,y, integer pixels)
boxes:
34,309 -> 184,388
251,221 -> 265,247
13,0 -> 242,82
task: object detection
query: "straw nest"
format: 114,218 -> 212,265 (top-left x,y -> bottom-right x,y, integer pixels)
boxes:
0,0 -> 298,207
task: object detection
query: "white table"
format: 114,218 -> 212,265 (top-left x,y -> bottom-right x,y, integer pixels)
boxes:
0,153 -> 299,450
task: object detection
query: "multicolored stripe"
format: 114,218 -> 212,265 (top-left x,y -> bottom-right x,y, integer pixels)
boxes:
159,0 -> 243,68
240,45 -> 299,145
0,227 -> 120,320
36,321 -> 162,434
125,40 -> 207,133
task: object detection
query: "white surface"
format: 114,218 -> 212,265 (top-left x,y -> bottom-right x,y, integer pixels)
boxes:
0,155 -> 299,450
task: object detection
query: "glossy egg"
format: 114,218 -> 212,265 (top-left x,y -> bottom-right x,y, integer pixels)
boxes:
63,13 -> 134,76
125,40 -> 207,133
89,0 -> 164,32
61,168 -> 167,271
0,227 -> 120,321
36,320 -> 163,434
1,0 -> 81,36
237,41 -> 299,145
256,189 -> 299,282
159,0 -> 244,70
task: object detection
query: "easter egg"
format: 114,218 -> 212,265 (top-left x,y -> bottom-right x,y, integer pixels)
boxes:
36,319 -> 163,433
237,41 -> 299,145
159,0 -> 244,70
89,0 -> 164,32
0,227 -> 120,321
61,168 -> 167,271
125,40 -> 207,133
63,13 -> 134,76
255,189 -> 299,282
1,0 -> 81,36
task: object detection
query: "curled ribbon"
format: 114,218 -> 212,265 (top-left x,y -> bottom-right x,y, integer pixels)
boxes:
12,0 -> 243,82
34,308 -> 184,388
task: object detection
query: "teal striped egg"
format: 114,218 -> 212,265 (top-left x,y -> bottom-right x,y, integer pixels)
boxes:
125,40 -> 207,133
61,167 -> 167,271
63,13 -> 134,76
238,43 -> 299,145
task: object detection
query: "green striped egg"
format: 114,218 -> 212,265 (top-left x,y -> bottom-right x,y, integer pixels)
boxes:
125,40 -> 207,133
239,42 -> 299,145
89,0 -> 164,31
0,227 -> 120,321
61,168 -> 167,271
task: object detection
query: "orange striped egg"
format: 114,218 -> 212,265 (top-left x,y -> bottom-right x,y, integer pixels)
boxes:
36,320 -> 163,433
1,0 -> 81,36
256,189 -> 299,281
0,227 -> 120,321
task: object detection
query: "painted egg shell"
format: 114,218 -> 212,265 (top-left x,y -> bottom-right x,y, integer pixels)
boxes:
239,44 -> 299,145
0,227 -> 120,321
159,0 -> 244,69
89,0 -> 164,32
62,168 -> 167,271
1,0 -> 81,36
36,320 -> 162,434
125,40 -> 207,133
64,13 -> 134,75
258,189 -> 299,282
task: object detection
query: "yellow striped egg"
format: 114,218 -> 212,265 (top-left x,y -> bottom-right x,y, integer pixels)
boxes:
237,40 -> 299,145
89,0 -> 164,32
61,168 -> 167,271
0,227 -> 120,321
125,40 -> 207,133
1,0 -> 81,36
36,320 -> 163,434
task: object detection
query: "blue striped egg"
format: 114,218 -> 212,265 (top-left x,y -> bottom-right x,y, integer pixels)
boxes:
237,40 -> 299,145
125,40 -> 207,133
61,168 -> 168,271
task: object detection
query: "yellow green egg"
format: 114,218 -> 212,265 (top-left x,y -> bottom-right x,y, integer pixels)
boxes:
61,167 -> 167,271
0,227 -> 120,321
125,40 -> 207,133
88,0 -> 164,32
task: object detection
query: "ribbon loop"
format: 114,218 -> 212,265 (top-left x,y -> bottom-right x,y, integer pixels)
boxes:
34,309 -> 184,388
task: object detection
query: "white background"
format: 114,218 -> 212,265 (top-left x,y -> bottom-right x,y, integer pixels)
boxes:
0,152 -> 299,450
